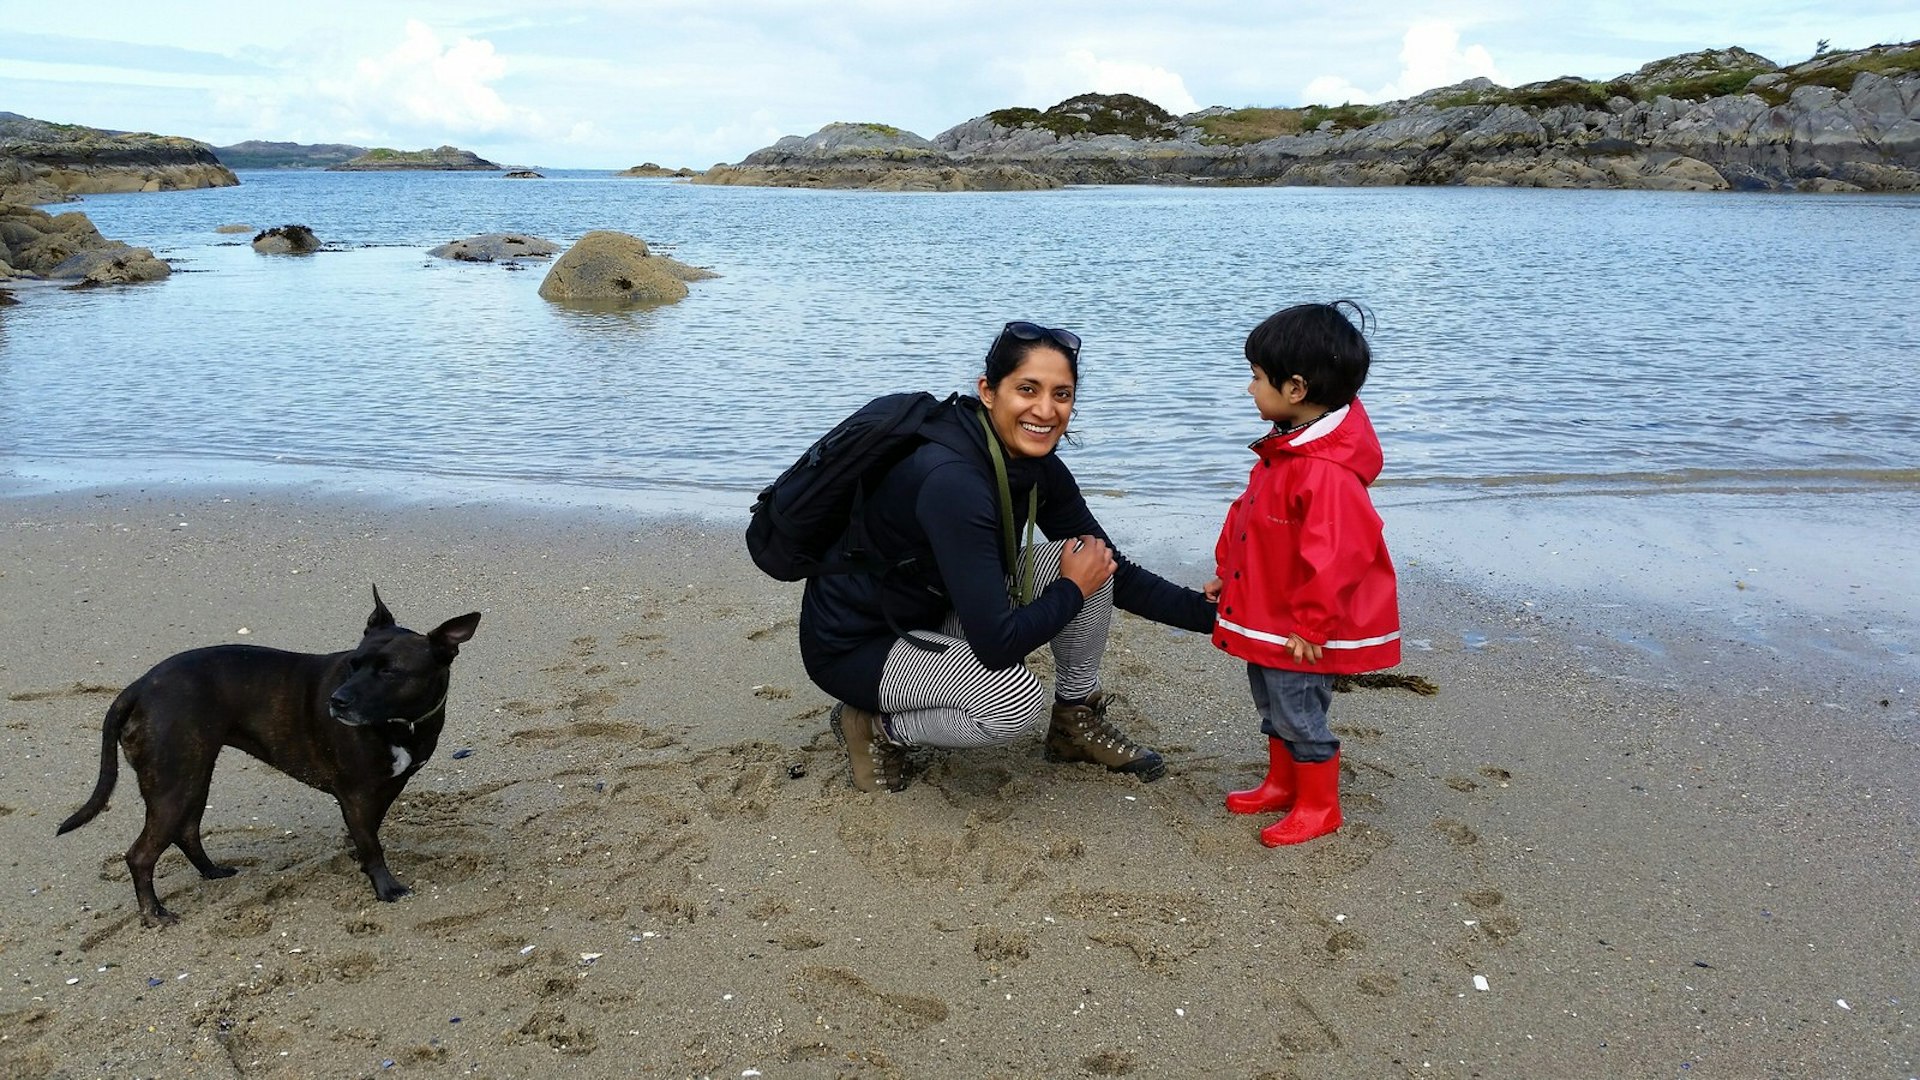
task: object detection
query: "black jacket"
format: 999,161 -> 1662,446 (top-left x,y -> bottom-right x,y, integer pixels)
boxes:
799,396 -> 1215,708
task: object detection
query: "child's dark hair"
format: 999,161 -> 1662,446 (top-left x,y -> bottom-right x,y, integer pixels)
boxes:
1244,300 -> 1373,408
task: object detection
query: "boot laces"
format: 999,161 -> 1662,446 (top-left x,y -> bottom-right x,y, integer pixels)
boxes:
1076,696 -> 1145,758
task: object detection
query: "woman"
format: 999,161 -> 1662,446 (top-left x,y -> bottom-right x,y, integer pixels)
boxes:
798,320 -> 1217,791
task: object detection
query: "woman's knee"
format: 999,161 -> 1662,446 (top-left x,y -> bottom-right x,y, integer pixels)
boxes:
973,685 -> 1051,743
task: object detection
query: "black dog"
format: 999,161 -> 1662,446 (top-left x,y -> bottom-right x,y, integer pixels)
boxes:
57,588 -> 481,926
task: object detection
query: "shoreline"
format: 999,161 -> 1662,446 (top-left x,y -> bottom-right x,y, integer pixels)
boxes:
2,484 -> 1914,1076
6,469 -> 1913,710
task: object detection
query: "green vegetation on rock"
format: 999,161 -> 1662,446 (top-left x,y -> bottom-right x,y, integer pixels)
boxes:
1192,108 -> 1305,145
1193,104 -> 1386,144
1641,68 -> 1774,101
1299,104 -> 1387,132
988,93 -> 1182,139
1756,44 -> 1920,104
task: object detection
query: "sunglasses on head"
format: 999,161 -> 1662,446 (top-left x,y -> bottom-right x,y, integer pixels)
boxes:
999,320 -> 1082,358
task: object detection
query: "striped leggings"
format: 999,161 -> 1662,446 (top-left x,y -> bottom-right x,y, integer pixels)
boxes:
876,539 -> 1114,749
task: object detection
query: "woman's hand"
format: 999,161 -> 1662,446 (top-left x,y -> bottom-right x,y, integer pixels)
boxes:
1202,577 -> 1223,603
1059,536 -> 1117,598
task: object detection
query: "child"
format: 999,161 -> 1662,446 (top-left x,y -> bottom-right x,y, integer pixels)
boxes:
1204,301 -> 1400,846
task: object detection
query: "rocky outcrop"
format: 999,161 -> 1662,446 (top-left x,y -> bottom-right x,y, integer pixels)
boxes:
617,163 -> 698,178
252,224 -> 321,255
691,121 -> 1061,190
716,42 -> 1920,193
0,112 -> 239,205
537,231 -> 716,306
327,146 -> 500,171
214,140 -> 366,169
428,233 -> 561,262
504,170 -> 544,179
0,203 -> 169,284
698,161 -> 1061,191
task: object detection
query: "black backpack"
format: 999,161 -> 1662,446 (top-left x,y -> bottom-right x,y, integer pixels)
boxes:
746,391 -> 957,582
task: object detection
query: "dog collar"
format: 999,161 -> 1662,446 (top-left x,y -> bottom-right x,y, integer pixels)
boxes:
388,690 -> 449,729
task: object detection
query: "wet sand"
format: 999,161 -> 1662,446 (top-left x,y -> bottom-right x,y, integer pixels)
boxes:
1,486 -> 1914,1078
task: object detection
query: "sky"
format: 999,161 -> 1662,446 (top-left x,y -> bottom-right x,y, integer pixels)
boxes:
2,2 -> 1913,169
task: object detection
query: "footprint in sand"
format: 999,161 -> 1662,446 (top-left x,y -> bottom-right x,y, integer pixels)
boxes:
6,682 -> 118,702
746,617 -> 796,642
1324,928 -> 1366,957
1300,820 -> 1393,878
1265,985 -> 1343,1053
1432,818 -> 1480,846
789,966 -> 948,1033
1356,972 -> 1399,997
973,925 -> 1032,964
834,804 -> 1049,894
509,1007 -> 597,1055
1049,889 -> 1219,971
1462,887 -> 1522,941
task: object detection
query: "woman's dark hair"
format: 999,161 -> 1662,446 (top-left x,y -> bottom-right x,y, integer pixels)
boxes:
983,321 -> 1082,388
1244,300 -> 1373,407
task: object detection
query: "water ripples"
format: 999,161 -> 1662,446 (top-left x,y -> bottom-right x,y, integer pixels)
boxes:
3,173 -> 1917,520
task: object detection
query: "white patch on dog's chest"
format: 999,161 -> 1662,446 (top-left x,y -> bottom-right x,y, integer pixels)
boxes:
389,745 -> 412,777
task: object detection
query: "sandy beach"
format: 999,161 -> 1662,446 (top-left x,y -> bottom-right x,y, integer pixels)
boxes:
1,485 -> 1914,1078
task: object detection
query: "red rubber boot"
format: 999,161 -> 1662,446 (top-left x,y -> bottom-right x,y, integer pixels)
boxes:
1225,738 -> 1297,815
1259,752 -> 1342,846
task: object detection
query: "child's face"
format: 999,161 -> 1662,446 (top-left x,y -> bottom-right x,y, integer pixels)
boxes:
1248,365 -> 1311,426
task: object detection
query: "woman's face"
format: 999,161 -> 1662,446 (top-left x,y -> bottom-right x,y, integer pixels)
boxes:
978,344 -> 1076,459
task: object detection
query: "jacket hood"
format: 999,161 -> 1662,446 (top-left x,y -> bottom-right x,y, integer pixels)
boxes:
1251,397 -> 1382,486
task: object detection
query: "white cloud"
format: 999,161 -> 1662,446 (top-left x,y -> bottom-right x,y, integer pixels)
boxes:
310,20 -> 545,141
1302,21 -> 1503,106
1021,49 -> 1200,115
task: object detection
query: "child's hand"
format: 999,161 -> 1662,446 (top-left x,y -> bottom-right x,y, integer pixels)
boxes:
1202,577 -> 1223,603
1286,634 -> 1323,665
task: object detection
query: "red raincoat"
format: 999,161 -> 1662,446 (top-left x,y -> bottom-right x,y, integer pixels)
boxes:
1212,397 -> 1400,674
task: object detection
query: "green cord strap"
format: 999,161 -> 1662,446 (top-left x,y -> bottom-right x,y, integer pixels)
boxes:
976,410 -> 1040,606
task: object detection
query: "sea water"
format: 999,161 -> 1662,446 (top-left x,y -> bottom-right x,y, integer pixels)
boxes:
3,171 -> 1916,678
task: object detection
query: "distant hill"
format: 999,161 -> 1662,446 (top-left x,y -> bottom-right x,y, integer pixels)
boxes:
327,145 -> 500,171
214,140 -> 367,169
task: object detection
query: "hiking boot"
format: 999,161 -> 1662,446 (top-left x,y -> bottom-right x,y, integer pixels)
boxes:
1044,691 -> 1165,782
829,702 -> 906,793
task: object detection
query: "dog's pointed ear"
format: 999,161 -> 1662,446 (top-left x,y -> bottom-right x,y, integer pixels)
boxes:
429,612 -> 482,658
367,585 -> 397,634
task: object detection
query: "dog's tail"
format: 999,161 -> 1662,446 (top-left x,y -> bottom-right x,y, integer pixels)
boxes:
56,686 -> 135,835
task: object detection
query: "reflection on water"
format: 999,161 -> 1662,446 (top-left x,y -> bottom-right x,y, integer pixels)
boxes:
2,172 -> 1918,525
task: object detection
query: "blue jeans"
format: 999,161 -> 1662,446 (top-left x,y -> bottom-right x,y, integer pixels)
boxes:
1246,663 -> 1339,763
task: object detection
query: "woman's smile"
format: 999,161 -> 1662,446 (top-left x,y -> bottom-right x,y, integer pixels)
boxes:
979,345 -> 1076,458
